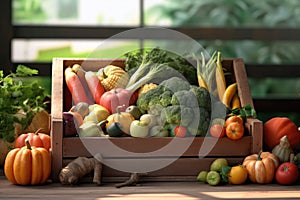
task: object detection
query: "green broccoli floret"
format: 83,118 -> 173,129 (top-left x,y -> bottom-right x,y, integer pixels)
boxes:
188,107 -> 211,137
160,105 -> 194,127
171,90 -> 199,108
136,85 -> 162,113
189,85 -> 211,110
159,90 -> 173,107
160,77 -> 190,93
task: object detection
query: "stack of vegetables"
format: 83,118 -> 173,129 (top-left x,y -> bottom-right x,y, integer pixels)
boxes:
63,47 -> 248,138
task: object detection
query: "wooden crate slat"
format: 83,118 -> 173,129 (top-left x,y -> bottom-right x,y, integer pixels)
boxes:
62,137 -> 253,158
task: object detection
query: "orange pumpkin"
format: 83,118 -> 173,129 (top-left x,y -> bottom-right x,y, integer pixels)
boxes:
4,140 -> 51,185
264,117 -> 300,151
242,151 -> 279,184
14,128 -> 51,151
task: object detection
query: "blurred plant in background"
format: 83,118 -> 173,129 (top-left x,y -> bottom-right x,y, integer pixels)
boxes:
13,0 -> 47,23
146,0 -> 300,64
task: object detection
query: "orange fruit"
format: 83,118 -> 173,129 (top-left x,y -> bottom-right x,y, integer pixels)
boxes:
228,165 -> 248,185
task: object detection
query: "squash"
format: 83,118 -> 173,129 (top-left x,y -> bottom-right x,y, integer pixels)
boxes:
263,117 -> 300,151
242,151 -> 280,184
97,65 -> 129,91
14,128 -> 51,151
272,135 -> 293,163
106,105 -> 135,135
138,83 -> 158,95
4,140 -> 51,185
24,108 -> 50,135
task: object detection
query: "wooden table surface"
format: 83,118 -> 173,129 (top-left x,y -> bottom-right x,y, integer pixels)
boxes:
1,175 -> 300,200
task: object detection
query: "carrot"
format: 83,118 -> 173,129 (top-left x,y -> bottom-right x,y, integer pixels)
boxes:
85,71 -> 105,104
65,67 -> 93,105
71,64 -> 94,102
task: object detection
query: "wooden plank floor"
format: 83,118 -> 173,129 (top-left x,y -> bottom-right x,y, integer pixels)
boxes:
1,175 -> 300,200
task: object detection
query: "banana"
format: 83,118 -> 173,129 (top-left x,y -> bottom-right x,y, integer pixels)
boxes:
215,51 -> 226,101
231,93 -> 241,109
222,83 -> 237,108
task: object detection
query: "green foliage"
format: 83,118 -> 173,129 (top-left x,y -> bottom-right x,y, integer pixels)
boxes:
146,0 -> 300,64
124,47 -> 197,86
0,65 -> 49,142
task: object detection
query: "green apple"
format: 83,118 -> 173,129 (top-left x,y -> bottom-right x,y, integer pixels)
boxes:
206,171 -> 221,186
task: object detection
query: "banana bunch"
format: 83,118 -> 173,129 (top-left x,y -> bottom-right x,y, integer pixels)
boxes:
222,83 -> 241,109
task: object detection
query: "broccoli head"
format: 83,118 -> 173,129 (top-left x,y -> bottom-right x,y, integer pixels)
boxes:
160,77 -> 190,93
159,89 -> 173,107
136,85 -> 165,113
188,107 -> 211,137
189,85 -> 211,111
160,105 -> 194,127
171,90 -> 199,108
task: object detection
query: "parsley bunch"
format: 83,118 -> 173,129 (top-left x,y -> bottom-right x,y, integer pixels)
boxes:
0,65 -> 48,142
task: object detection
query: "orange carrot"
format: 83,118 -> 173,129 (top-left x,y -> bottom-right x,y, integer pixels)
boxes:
71,64 -> 94,102
65,67 -> 93,105
85,71 -> 105,104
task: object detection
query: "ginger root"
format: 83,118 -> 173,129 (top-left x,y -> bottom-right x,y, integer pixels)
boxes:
59,157 -> 102,185
115,173 -> 147,188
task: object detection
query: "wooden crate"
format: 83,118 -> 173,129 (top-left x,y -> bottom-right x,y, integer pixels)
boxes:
51,58 -> 263,183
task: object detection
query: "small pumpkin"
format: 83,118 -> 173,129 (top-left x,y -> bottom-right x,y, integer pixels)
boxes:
242,151 -> 280,184
263,117 -> 300,151
4,139 -> 51,185
97,65 -> 129,91
272,135 -> 294,163
99,88 -> 136,114
106,105 -> 134,135
14,128 -> 51,151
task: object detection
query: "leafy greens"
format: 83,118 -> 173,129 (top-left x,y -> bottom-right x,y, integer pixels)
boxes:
0,65 -> 48,142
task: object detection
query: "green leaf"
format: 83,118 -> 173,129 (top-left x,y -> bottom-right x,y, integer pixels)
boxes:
221,165 -> 231,183
15,65 -> 38,77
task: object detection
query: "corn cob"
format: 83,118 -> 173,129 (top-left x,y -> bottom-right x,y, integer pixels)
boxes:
215,51 -> 226,101
97,65 -> 129,91
195,51 -> 217,92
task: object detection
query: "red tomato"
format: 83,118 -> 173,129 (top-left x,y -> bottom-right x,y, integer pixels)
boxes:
99,88 -> 136,114
226,122 -> 244,140
210,124 -> 226,138
275,162 -> 299,185
225,115 -> 243,127
173,125 -> 188,138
